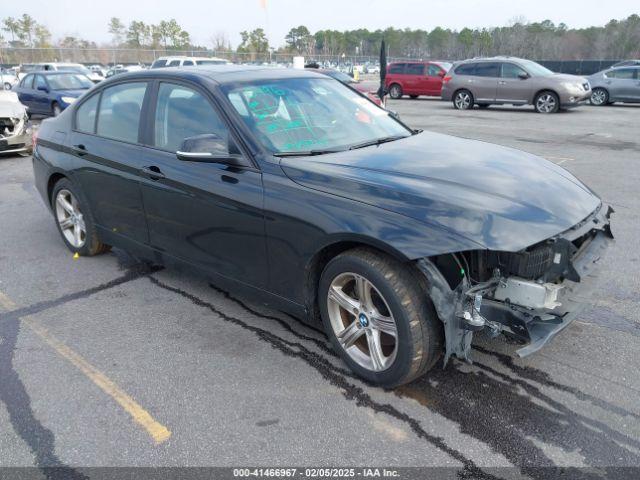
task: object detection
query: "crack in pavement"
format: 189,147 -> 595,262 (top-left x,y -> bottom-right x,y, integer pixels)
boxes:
149,276 -> 500,480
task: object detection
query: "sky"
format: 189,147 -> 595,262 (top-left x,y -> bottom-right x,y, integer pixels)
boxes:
2,0 -> 638,48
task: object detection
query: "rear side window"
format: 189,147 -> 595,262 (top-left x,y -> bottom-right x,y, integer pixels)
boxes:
406,64 -> 424,75
182,60 -> 194,66
454,63 -> 476,75
388,63 -> 405,74
167,60 -> 181,67
606,68 -> 636,79
21,74 -> 34,88
75,94 -> 100,133
97,82 -> 147,143
153,83 -> 229,152
474,63 -> 500,77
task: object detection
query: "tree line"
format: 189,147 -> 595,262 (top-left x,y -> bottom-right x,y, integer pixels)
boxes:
1,13 -> 639,61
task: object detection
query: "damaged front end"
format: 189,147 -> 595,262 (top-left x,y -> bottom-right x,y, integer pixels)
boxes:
0,90 -> 33,156
417,203 -> 614,364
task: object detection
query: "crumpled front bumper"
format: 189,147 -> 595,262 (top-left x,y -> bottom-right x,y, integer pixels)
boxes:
480,225 -> 613,357
0,115 -> 33,155
418,203 -> 614,363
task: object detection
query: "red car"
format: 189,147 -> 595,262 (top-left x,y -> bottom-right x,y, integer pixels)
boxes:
316,69 -> 382,106
385,61 -> 452,99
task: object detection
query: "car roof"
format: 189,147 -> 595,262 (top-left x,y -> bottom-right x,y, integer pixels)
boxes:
24,70 -> 85,76
103,65 -> 326,85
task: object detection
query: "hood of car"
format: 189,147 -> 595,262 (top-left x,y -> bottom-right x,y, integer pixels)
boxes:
549,73 -> 588,83
280,131 -> 601,252
0,91 -> 27,118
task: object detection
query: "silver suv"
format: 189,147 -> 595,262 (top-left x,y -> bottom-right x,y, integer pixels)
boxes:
441,57 -> 591,113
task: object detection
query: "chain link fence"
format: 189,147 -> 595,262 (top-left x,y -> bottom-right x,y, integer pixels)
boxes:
0,47 -> 625,76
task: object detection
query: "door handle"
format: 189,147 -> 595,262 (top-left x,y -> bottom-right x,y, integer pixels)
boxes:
72,144 -> 87,156
140,165 -> 165,180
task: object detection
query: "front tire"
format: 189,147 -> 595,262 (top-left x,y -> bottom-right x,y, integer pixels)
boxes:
51,178 -> 110,256
319,248 -> 443,387
590,88 -> 609,106
534,91 -> 559,113
453,89 -> 474,110
388,84 -> 403,99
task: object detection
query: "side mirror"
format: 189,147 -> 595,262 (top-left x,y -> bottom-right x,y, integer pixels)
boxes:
518,72 -> 530,80
438,71 -> 445,78
37,85 -> 49,92
176,133 -> 245,166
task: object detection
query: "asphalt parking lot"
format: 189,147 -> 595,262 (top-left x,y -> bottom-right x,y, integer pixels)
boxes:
1,100 -> 639,479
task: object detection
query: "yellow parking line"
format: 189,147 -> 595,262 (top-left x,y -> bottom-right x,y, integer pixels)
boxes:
0,290 -> 171,444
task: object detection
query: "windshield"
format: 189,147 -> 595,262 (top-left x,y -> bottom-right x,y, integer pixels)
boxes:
47,74 -> 93,90
520,60 -> 554,76
224,78 -> 410,155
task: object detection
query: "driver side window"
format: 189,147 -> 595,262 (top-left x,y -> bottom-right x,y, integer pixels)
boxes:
153,83 -> 230,152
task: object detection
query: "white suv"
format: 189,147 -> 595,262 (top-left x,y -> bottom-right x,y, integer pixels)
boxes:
150,56 -> 230,68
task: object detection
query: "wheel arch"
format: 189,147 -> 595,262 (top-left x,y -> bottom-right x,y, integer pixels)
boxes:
47,172 -> 68,207
303,236 -> 410,325
532,88 -> 559,104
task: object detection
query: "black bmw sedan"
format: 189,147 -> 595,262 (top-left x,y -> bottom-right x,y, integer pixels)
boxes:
32,65 -> 613,387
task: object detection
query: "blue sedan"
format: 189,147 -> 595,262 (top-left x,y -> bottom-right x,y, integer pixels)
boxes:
13,71 -> 93,116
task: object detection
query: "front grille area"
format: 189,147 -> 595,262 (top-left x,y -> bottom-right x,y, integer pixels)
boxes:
494,244 -> 554,280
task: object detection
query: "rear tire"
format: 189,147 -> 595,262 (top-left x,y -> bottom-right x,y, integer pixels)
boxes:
453,89 -> 474,110
388,84 -> 403,99
319,248 -> 443,387
51,178 -> 111,256
590,88 -> 608,106
534,91 -> 559,113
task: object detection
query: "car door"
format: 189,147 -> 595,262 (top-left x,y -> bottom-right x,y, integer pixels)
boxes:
497,62 -> 532,104
471,62 -> 499,102
69,81 -> 151,246
404,63 -> 424,94
32,75 -> 52,114
425,64 -> 444,96
15,74 -> 35,109
137,80 -> 267,288
605,68 -> 637,101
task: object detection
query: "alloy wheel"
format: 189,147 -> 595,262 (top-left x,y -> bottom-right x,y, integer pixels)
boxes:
536,93 -> 557,113
591,89 -> 607,105
55,189 -> 86,248
327,272 -> 398,372
454,91 -> 472,109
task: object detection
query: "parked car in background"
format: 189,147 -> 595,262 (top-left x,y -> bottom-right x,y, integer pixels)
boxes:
385,61 -> 452,99
105,65 -> 145,78
1,68 -> 20,91
610,60 -> 640,68
16,63 -> 103,83
0,89 -> 32,155
588,66 -> 640,105
150,56 -> 230,68
314,68 -> 382,106
88,65 -> 107,78
441,57 -> 591,113
32,65 -> 612,386
13,71 -> 93,116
